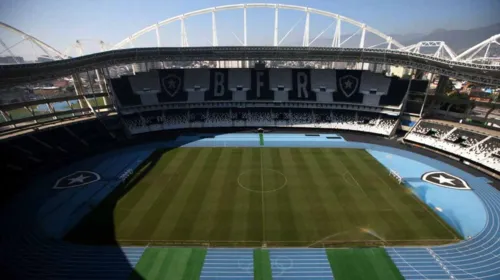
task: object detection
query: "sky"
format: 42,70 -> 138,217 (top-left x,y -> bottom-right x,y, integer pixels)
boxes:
0,0 -> 499,58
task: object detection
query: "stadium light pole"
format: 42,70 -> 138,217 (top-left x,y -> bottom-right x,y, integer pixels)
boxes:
274,7 -> 279,47
155,23 -> 161,47
243,5 -> 247,68
212,11 -> 218,47
359,24 -> 366,48
243,6 -> 247,47
332,17 -> 341,48
303,9 -> 310,47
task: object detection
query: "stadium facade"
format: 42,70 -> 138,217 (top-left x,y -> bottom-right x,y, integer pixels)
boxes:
1,3 -> 500,280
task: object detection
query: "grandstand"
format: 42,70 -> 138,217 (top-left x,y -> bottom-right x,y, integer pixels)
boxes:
1,3 -> 500,280
405,119 -> 500,173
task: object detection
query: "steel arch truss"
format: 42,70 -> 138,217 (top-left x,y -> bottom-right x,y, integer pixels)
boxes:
403,41 -> 457,60
110,3 -> 404,50
0,21 -> 68,62
457,34 -> 500,64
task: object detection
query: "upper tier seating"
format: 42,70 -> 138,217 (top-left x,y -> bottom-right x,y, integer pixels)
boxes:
405,120 -> 500,172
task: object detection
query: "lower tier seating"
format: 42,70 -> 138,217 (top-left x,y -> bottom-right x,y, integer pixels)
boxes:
122,108 -> 399,137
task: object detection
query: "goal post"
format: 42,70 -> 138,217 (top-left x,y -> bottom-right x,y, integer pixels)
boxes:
389,169 -> 403,184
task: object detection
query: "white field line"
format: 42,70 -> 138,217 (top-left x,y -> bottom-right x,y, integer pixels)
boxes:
342,171 -> 367,196
406,188 -> 461,240
117,238 -> 458,244
260,148 -> 266,245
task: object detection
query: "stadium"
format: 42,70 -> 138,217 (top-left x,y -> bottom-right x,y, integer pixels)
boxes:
1,2 -> 500,280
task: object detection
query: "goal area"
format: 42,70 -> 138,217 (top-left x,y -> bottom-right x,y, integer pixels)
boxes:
389,169 -> 403,184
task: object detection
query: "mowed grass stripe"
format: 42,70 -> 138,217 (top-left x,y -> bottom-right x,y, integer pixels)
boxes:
117,149 -> 181,210
266,148 -> 299,242
229,148 -> 256,243
245,149 -> 264,242
332,149 -> 397,240
254,249 -> 273,280
207,148 -> 245,241
115,149 -> 184,236
339,150 -> 429,240
316,149 -> 372,238
326,248 -> 404,280
289,148 -> 333,243
67,147 -> 461,247
297,149 -> 347,237
128,148 -> 204,240
131,248 -> 206,280
129,248 -> 161,280
277,148 -> 318,244
346,150 -> 459,240
187,148 -> 233,239
148,148 -> 215,240
165,148 -> 224,240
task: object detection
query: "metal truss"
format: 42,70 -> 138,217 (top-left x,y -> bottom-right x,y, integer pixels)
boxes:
402,41 -> 457,60
110,3 -> 403,50
1,5 -> 500,66
1,3 -> 500,86
456,34 -> 500,63
0,21 -> 68,61
63,39 -> 112,57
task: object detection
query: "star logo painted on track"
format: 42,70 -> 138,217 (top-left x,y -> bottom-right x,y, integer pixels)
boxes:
421,171 -> 470,190
68,174 -> 89,185
53,171 -> 101,189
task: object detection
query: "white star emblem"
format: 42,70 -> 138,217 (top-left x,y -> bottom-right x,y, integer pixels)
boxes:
344,80 -> 353,89
431,175 -> 455,185
168,79 -> 177,88
68,174 -> 89,185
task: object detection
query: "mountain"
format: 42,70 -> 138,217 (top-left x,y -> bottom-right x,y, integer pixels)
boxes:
290,22 -> 500,54
392,23 -> 500,53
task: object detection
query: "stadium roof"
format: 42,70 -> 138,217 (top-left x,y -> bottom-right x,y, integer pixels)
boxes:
1,46 -> 500,88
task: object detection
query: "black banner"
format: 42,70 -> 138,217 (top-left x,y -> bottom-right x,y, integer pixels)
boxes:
334,70 -> 363,103
206,69 -> 232,101
157,69 -> 187,102
247,70 -> 273,100
112,76 -> 141,106
289,69 -> 316,101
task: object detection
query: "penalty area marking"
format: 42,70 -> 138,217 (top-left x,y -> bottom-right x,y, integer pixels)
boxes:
237,168 -> 288,193
342,171 -> 367,196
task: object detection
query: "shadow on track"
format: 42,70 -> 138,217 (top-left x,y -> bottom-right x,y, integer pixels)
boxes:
0,127 -> 254,280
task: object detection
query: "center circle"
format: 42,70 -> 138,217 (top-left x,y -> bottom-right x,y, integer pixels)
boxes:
237,168 -> 288,193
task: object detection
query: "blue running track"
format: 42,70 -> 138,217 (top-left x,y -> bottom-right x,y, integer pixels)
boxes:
200,249 -> 254,279
269,249 -> 334,279
1,133 -> 499,279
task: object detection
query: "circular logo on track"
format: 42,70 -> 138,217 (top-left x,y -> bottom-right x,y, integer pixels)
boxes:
53,171 -> 101,189
421,171 -> 471,190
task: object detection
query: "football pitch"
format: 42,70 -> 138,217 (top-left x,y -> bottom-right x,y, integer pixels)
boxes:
67,147 -> 461,247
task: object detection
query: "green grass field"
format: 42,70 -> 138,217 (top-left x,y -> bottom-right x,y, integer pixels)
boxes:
326,248 -> 404,280
130,248 -> 403,280
66,147 -> 460,247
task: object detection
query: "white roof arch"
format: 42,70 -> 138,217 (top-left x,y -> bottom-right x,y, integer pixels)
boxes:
110,3 -> 404,50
